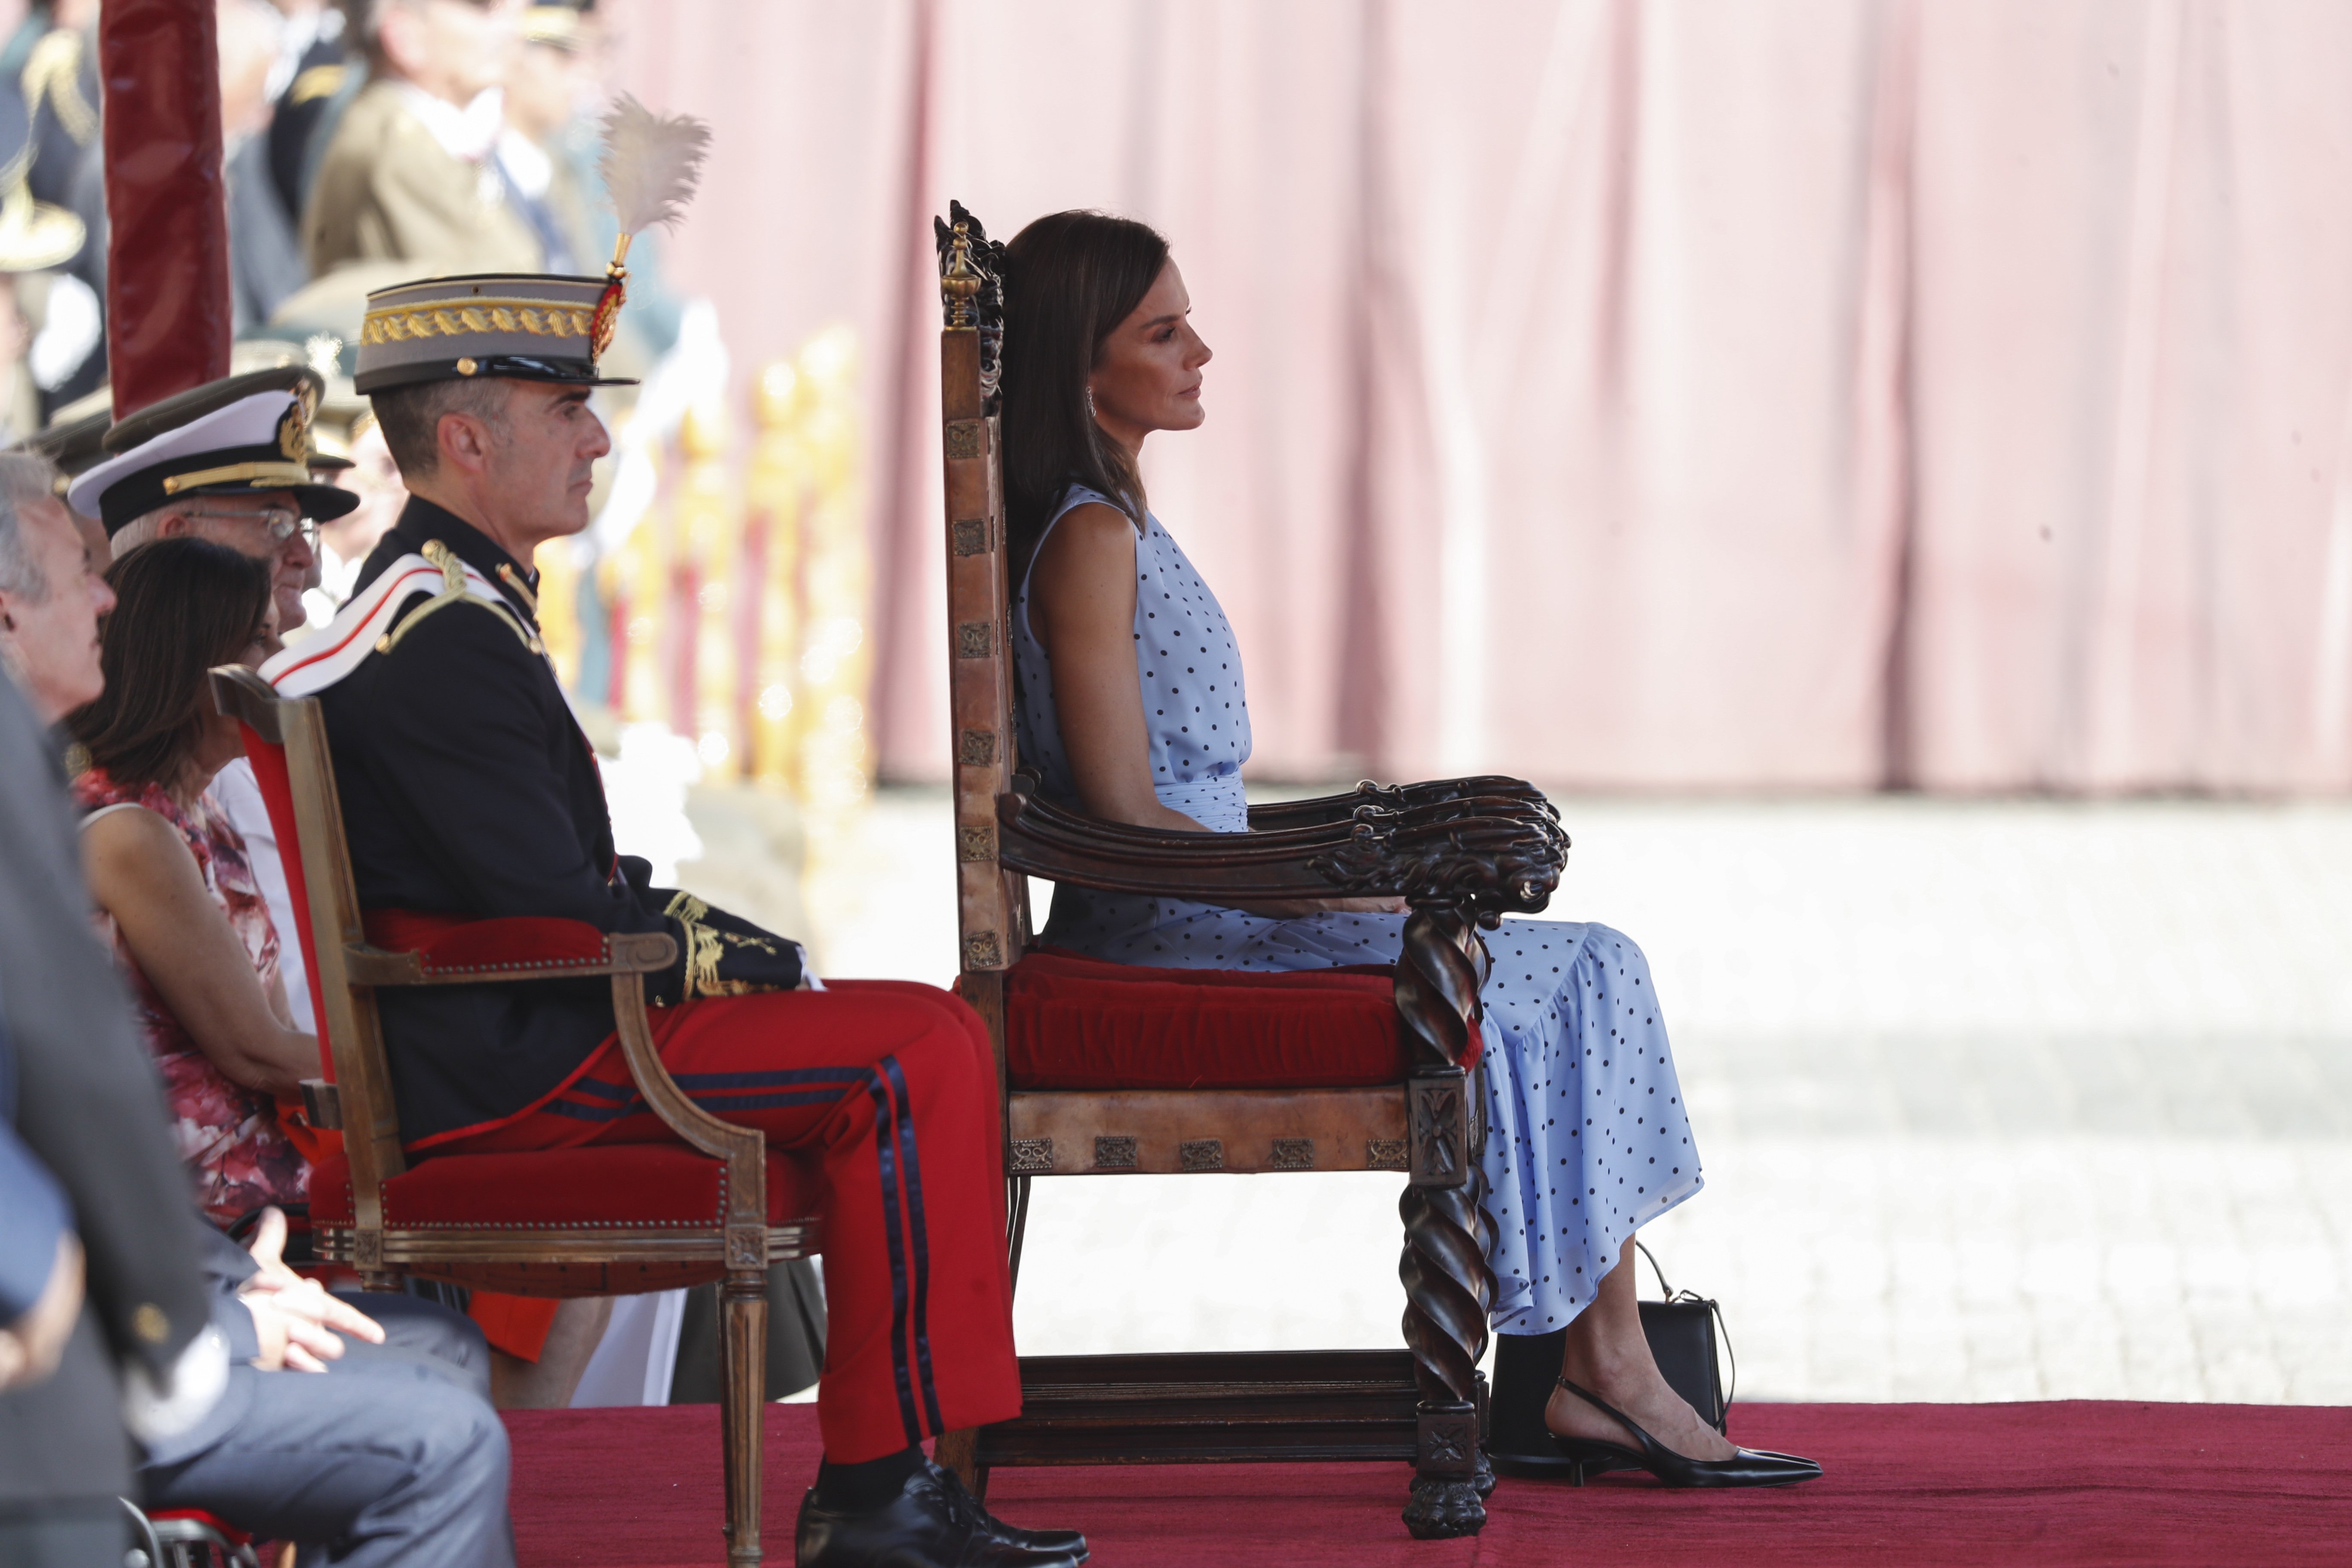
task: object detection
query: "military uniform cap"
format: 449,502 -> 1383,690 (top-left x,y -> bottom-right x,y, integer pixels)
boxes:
354,272 -> 638,394
67,365 -> 361,535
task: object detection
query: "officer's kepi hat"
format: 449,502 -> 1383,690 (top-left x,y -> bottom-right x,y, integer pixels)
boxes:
66,366 -> 361,536
353,273 -> 638,394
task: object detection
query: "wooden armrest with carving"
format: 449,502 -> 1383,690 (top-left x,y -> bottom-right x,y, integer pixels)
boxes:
999,781 -> 1565,921
1245,775 -> 1561,833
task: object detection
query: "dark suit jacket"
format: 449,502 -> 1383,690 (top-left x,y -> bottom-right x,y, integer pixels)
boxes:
0,678 -> 211,1502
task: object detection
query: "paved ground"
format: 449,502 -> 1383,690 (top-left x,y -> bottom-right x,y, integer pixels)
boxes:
693,789 -> 2352,1406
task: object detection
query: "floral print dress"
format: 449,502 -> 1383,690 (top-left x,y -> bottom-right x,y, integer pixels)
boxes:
74,768 -> 309,1227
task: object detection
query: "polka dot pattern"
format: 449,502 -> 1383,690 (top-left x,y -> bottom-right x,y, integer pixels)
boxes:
1011,486 -> 1703,1335
1014,486 -> 1251,829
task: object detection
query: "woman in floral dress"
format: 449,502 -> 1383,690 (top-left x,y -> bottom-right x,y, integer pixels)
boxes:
68,538 -> 316,1228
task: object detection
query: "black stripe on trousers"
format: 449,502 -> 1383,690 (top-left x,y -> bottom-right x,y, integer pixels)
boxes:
880,1054 -> 945,1435
866,1062 -> 924,1446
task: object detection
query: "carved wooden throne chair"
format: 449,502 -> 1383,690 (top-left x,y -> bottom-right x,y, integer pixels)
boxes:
929,204 -> 1570,1539
210,667 -> 815,1568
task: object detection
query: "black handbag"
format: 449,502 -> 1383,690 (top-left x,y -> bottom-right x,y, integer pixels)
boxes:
1484,1241 -> 1736,1477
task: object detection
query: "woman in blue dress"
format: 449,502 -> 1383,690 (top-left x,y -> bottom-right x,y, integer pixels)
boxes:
999,211 -> 1817,1489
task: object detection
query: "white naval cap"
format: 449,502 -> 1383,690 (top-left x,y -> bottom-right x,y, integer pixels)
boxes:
68,366 -> 360,537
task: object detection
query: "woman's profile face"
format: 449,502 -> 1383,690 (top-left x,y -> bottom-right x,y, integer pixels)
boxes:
1089,260 -> 1212,446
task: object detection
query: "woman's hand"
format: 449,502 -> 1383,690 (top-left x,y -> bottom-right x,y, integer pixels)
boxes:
81,806 -> 320,1096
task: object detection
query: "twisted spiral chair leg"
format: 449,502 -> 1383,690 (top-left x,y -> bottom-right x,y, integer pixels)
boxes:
1394,907 -> 1494,1539
1470,1154 -> 1501,1500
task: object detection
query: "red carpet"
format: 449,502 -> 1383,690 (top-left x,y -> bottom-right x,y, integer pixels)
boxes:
506,1400 -> 2352,1566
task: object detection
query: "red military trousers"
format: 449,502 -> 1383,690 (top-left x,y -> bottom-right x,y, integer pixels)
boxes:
433,980 -> 1021,1462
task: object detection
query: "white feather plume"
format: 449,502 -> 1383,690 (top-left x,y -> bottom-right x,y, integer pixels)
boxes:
598,94 -> 711,239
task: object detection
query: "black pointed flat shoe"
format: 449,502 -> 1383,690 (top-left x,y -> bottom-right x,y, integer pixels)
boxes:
1547,1378 -> 1822,1489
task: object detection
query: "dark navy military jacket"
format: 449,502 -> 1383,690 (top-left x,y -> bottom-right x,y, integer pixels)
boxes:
324,498 -> 704,1144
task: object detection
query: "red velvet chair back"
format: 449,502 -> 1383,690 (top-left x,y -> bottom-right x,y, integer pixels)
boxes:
238,722 -> 334,1071
210,667 -> 411,1204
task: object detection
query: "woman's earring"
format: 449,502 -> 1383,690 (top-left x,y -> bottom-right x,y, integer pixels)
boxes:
1084,385 -> 1097,418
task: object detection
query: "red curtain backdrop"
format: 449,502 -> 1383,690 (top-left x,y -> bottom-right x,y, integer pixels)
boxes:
604,0 -> 2352,793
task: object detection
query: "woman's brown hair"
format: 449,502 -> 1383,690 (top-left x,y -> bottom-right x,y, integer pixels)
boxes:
67,537 -> 272,791
1000,209 -> 1170,572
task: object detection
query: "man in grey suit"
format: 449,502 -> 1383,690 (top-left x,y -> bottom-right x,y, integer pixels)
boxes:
0,441 -> 212,1564
0,450 -> 514,1565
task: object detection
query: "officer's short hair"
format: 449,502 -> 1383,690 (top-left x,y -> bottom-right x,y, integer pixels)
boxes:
0,451 -> 62,601
369,377 -> 512,480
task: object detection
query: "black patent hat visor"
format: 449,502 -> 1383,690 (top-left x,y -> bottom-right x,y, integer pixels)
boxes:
352,354 -> 638,395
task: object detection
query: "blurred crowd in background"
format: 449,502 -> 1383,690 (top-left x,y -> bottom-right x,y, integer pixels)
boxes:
0,0 -> 685,441
0,0 -> 878,878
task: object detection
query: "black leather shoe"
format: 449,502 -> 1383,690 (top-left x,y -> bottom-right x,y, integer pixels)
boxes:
928,1461 -> 1089,1561
1548,1378 -> 1823,1489
795,1461 -> 1086,1567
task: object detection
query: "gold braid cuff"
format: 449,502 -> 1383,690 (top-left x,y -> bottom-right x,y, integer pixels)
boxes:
660,890 -> 787,1000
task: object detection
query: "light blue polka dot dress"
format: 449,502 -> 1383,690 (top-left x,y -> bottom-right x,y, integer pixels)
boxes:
1013,486 -> 1703,1335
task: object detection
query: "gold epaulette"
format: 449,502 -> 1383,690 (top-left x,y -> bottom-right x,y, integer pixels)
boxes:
375,540 -> 544,658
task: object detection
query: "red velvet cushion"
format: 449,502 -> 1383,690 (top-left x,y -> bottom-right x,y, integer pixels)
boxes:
1003,946 -> 1453,1091
361,909 -> 615,975
309,1145 -> 816,1230
238,726 -> 332,1062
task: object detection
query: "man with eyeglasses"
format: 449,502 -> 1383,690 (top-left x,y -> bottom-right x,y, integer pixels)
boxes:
93,370 -> 351,639
69,366 -> 361,1036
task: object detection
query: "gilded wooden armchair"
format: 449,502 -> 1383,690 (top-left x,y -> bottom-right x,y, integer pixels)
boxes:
210,667 -> 815,1568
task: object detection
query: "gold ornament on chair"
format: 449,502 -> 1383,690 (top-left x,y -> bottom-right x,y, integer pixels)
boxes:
591,95 -> 712,366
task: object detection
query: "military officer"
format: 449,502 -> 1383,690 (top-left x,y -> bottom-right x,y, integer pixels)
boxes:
268,273 -> 1086,1568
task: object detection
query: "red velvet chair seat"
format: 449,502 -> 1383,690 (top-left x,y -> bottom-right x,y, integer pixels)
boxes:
1004,946 -> 1475,1091
309,1145 -> 816,1231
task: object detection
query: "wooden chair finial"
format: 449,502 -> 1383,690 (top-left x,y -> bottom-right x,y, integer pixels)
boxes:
942,220 -> 980,330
